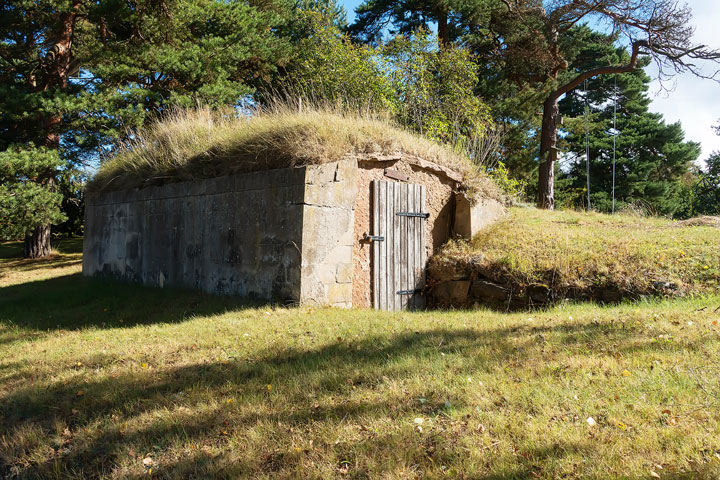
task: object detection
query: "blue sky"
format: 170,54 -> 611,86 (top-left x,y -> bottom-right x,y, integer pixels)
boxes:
339,0 -> 720,161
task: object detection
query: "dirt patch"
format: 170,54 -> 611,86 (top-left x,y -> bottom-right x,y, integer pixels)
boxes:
677,216 -> 720,227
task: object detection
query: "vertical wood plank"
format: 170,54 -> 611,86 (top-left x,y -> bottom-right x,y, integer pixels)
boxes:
375,180 -> 387,310
372,181 -> 380,309
417,185 -> 426,308
398,183 -> 408,310
412,185 -> 425,310
407,185 -> 422,310
385,180 -> 392,311
391,182 -> 400,311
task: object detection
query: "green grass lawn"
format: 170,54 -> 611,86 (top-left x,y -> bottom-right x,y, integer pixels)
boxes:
431,208 -> 720,302
2,240 -> 720,479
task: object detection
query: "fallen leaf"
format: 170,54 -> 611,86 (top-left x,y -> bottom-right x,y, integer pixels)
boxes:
617,421 -> 627,430
650,471 -> 660,478
622,370 -> 631,377
141,363 -> 149,369
142,457 -> 154,466
76,390 -> 84,397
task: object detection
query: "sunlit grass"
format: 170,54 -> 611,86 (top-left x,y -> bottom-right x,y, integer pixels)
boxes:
431,207 -> 720,301
0,237 -> 83,287
2,242 -> 720,478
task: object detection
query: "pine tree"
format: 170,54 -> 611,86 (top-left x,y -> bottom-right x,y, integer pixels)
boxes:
0,0 -> 294,257
557,39 -> 700,217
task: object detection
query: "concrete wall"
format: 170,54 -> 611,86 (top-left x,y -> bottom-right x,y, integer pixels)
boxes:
84,156 -> 499,308
84,164 -> 357,305
454,194 -> 506,240
300,159 -> 357,307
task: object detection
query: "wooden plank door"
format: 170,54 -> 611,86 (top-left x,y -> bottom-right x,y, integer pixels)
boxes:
372,180 -> 426,311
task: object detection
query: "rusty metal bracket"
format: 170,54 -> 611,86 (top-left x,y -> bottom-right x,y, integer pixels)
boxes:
396,212 -> 429,219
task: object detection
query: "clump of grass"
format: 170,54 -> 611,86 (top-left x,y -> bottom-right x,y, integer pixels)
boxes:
90,104 -> 500,201
430,207 -> 720,302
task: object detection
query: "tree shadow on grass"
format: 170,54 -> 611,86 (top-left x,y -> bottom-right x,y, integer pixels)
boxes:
2,319 -> 719,478
0,273 -> 265,346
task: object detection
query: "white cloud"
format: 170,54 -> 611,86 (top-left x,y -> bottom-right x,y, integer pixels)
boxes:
646,0 -> 720,162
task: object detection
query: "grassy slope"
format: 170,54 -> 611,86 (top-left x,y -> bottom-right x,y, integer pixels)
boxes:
431,207 -> 720,301
2,242 -> 720,478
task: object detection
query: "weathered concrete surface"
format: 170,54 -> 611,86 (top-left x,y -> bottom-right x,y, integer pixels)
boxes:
454,194 -> 506,240
83,169 -> 306,302
300,159 -> 357,307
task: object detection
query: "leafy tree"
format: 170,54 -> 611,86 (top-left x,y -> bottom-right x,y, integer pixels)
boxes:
382,32 -> 491,148
1,0 -> 295,257
348,0 -> 476,48
272,12 -> 395,111
555,30 -> 700,217
274,23 -> 491,157
482,0 -> 720,210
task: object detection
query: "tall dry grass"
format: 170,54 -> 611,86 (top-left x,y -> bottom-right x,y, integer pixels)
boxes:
91,102 -> 498,200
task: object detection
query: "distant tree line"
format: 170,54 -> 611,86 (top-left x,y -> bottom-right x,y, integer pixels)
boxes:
1,0 -> 719,257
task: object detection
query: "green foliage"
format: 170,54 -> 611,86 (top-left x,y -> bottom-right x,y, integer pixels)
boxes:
274,13 -> 396,112
556,32 -> 700,217
55,169 -> 87,236
273,26 -> 492,167
691,151 -> 720,216
382,32 -> 492,148
1,0 -> 298,248
0,146 -> 67,240
486,161 -> 526,200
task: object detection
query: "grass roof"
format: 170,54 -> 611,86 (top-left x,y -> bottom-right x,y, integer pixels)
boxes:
430,207 -> 720,303
90,106 -> 501,202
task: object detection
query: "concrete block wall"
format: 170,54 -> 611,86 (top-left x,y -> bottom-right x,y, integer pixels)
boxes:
454,194 -> 506,240
83,168 -> 307,303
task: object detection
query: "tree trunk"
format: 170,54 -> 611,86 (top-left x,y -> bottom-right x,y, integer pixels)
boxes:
23,2 -> 79,259
24,224 -> 52,259
436,6 -> 449,49
537,95 -> 559,209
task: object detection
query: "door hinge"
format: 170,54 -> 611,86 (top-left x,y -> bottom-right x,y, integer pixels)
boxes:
396,212 -> 430,219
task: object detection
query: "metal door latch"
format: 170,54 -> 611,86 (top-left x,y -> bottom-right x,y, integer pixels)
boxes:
397,289 -> 423,295
396,212 -> 430,219
363,234 -> 384,242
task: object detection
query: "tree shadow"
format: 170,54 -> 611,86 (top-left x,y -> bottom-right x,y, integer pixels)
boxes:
0,273 -> 265,336
2,317 -> 717,478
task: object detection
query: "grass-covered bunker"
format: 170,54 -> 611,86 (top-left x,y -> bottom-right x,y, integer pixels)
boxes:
83,109 -> 505,310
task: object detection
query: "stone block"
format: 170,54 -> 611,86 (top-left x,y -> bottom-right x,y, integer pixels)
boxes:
335,263 -> 353,284
454,194 -> 506,239
469,279 -> 508,301
433,280 -> 471,304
